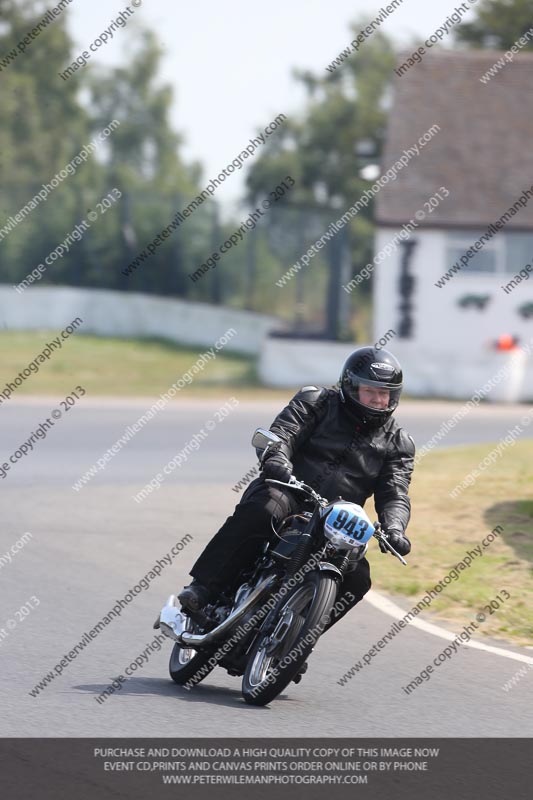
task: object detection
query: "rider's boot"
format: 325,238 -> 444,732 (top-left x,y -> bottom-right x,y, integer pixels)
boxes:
154,580 -> 213,629
177,579 -> 212,613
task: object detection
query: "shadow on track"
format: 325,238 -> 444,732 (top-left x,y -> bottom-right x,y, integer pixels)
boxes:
76,678 -> 294,709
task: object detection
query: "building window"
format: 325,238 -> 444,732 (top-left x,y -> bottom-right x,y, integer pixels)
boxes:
445,231 -> 533,277
505,233 -> 533,274
446,232 -> 501,275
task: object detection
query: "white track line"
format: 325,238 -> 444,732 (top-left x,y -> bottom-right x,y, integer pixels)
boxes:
365,590 -> 533,665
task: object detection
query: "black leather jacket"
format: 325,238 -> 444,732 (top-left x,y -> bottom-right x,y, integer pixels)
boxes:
267,385 -> 415,535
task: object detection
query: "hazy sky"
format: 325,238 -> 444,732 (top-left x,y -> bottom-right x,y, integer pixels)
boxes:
67,0 -> 477,209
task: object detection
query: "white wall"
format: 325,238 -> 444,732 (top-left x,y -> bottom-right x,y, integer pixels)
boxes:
3,280 -> 531,400
257,227 -> 533,399
373,228 -> 533,401
259,338 -> 355,387
258,330 -> 533,400
373,228 -> 524,353
0,285 -> 278,355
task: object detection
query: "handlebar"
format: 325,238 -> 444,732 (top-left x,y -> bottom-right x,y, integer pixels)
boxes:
265,476 -> 328,506
372,523 -> 408,565
266,477 -> 407,565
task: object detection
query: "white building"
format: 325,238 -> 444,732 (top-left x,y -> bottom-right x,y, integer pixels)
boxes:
373,51 -> 533,401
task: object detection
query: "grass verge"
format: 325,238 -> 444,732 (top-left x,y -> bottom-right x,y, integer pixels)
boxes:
371,440 -> 533,646
0,330 -> 288,398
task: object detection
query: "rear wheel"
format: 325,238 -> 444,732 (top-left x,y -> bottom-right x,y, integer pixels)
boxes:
241,571 -> 337,706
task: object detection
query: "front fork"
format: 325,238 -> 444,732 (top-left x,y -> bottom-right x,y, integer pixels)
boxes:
261,561 -> 343,654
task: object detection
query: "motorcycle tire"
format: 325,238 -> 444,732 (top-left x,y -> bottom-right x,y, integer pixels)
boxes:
241,571 -> 337,706
168,619 -> 217,687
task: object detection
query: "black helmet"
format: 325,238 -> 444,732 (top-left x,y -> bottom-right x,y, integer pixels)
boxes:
339,346 -> 403,428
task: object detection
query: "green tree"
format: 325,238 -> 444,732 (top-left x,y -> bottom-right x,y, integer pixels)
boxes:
247,29 -> 395,215
88,29 -> 207,296
0,0 -> 91,285
455,0 -> 533,49
0,2 -> 213,301
245,21 -> 396,336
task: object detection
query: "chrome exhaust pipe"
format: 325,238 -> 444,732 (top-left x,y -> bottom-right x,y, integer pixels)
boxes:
180,575 -> 277,647
159,575 -> 277,648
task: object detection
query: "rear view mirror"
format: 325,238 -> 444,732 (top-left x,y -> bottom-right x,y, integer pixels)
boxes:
251,428 -> 281,454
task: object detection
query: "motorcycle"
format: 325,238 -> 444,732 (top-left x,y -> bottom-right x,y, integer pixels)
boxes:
156,428 -> 407,706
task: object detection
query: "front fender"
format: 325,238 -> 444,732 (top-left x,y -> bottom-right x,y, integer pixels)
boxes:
317,562 -> 343,579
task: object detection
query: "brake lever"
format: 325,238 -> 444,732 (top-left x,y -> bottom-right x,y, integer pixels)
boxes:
265,477 -> 327,505
373,525 -> 408,566
265,477 -> 300,488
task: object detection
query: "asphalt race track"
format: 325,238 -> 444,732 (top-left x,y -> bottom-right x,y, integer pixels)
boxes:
1,397 -> 532,736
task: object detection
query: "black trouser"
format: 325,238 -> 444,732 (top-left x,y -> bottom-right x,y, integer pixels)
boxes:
190,478 -> 371,630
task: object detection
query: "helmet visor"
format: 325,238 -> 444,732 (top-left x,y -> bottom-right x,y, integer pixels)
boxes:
342,372 -> 402,412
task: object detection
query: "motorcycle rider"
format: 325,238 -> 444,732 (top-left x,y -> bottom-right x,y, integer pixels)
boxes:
177,346 -> 415,631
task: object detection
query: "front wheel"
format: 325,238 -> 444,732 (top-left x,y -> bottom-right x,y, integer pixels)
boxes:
242,571 -> 338,706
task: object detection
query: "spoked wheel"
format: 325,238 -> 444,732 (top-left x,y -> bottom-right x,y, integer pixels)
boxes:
242,571 -> 337,706
169,617 -> 216,687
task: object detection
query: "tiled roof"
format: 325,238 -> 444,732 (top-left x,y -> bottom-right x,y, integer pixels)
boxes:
375,50 -> 533,229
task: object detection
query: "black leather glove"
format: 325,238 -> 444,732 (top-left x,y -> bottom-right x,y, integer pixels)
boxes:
262,451 -> 293,483
379,530 -> 411,556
